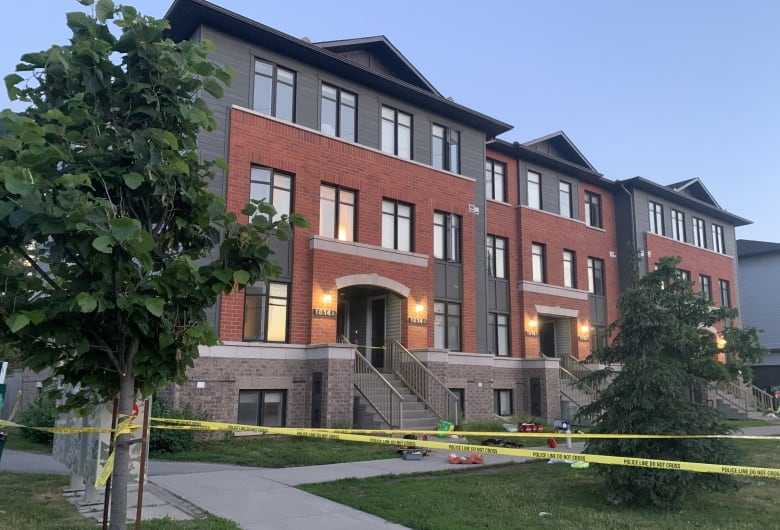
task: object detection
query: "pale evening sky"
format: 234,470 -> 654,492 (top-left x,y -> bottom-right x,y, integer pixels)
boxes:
1,0 -> 778,243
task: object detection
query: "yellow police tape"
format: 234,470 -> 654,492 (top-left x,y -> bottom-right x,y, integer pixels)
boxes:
146,417 -> 780,480
94,416 -> 139,488
4,415 -> 779,482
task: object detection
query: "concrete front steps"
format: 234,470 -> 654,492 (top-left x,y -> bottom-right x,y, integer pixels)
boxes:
353,371 -> 440,430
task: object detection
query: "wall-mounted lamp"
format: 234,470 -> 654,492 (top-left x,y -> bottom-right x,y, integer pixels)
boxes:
415,303 -> 425,314
578,323 -> 590,342
717,335 -> 727,350
323,293 -> 332,304
525,318 -> 538,337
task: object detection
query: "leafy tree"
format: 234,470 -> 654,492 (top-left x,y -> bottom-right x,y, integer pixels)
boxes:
0,1 -> 306,527
578,256 -> 766,508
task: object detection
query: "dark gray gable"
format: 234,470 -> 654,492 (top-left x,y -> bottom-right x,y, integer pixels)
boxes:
522,131 -> 597,172
315,36 -> 441,96
666,178 -> 720,208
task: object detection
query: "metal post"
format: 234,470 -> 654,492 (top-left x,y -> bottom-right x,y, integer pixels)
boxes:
134,399 -> 151,530
102,399 -> 119,530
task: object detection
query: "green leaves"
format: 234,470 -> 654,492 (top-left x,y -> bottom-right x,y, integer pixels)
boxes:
95,0 -> 115,22
92,235 -> 115,253
144,298 -> 165,317
76,292 -> 98,313
122,172 -> 144,190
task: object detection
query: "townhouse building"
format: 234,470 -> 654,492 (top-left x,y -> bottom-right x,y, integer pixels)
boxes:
736,240 -> 780,390
158,0 -> 752,429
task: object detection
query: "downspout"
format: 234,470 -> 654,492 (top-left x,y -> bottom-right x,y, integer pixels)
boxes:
619,182 -> 639,284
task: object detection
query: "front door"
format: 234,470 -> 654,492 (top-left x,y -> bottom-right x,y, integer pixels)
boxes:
540,320 -> 556,357
367,296 -> 386,369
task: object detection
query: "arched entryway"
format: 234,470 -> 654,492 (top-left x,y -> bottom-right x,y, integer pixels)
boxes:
335,274 -> 410,371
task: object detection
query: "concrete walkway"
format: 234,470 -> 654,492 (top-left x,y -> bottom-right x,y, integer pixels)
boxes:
2,422 -> 779,529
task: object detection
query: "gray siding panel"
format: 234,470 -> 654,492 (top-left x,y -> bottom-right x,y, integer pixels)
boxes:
738,254 -> 780,349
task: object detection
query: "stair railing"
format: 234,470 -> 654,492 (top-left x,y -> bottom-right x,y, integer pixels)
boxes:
342,335 -> 404,428
752,385 -> 775,413
712,380 -> 750,416
384,340 -> 460,425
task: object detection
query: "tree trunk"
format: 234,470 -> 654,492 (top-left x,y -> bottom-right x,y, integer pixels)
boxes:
109,368 -> 135,530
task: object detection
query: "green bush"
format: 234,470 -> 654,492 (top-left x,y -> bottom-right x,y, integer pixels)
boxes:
18,392 -> 58,445
149,398 -> 208,455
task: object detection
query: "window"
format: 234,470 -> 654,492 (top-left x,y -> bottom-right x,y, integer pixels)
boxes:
434,301 -> 461,350
485,159 -> 506,202
532,243 -> 546,283
588,257 -> 605,295
432,124 -> 460,172
584,191 -> 602,228
590,325 -> 607,352
434,212 -> 460,262
700,274 -> 712,301
486,235 -> 507,279
679,269 -> 691,282
320,83 -> 356,141
488,313 -> 509,356
719,279 -> 731,307
671,209 -> 686,242
527,170 -> 541,209
381,106 -> 412,159
253,59 -> 295,121
712,224 -> 725,254
250,166 -> 291,220
238,390 -> 286,427
494,389 -> 513,416
382,199 -> 413,251
320,185 -> 355,241
563,250 -> 576,288
243,282 -> 289,342
693,217 -> 706,248
649,201 -> 664,235
559,181 -> 572,218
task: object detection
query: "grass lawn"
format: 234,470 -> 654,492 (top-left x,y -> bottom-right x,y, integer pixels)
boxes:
300,438 -> 780,530
0,472 -> 240,530
3,426 -> 53,452
153,434 -> 399,467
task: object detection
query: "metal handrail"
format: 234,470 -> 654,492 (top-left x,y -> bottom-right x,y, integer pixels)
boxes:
354,350 -> 404,428
342,335 -> 405,428
385,339 -> 460,425
752,385 -> 774,412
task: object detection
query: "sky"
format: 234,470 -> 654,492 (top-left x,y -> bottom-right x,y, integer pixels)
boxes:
1,0 -> 778,243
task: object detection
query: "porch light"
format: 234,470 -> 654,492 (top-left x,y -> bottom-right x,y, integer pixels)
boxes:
717,335 -> 727,349
526,318 -> 538,337
323,293 -> 332,304
578,323 -> 590,342
415,303 -> 425,314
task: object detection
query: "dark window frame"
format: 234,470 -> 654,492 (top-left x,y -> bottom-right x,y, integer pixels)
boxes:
559,180 -> 573,218
250,165 -> 292,220
693,217 -> 707,248
649,200 -> 664,236
243,281 -> 290,342
588,257 -> 605,296
532,242 -> 546,283
700,274 -> 713,301
434,211 -> 461,263
381,105 -> 412,159
319,184 -> 356,241
320,82 -> 357,141
563,249 -> 576,289
671,209 -> 686,242
237,389 -> 287,427
434,301 -> 461,351
432,123 -> 460,173
382,198 -> 414,252
527,170 -> 542,209
494,389 -> 513,416
719,278 -> 731,307
584,191 -> 603,228
486,235 -> 507,279
485,159 -> 507,202
253,58 -> 296,121
488,312 -> 510,357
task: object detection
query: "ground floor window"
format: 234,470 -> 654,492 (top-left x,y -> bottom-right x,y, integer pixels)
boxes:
243,281 -> 289,342
434,301 -> 461,351
237,390 -> 286,427
488,312 -> 509,356
494,389 -> 513,416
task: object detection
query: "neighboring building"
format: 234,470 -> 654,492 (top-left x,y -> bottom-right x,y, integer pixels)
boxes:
153,0 -> 754,429
615,178 -> 749,324
737,239 -> 780,389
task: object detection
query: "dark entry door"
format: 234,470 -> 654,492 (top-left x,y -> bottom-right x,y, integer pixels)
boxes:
540,320 -> 556,357
370,297 -> 385,369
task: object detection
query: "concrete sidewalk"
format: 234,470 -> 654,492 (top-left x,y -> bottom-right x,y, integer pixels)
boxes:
2,422 -> 779,529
